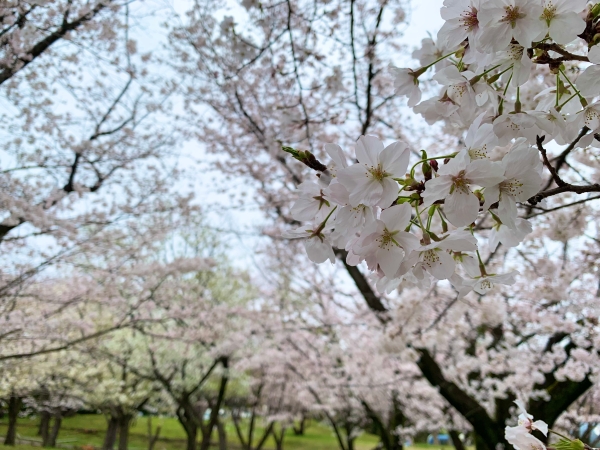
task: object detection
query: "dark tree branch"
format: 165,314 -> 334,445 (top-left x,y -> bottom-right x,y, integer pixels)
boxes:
0,1 -> 113,85
333,249 -> 389,317
551,127 -> 589,176
536,135 -> 566,187
528,183 -> 600,205
533,43 -> 589,63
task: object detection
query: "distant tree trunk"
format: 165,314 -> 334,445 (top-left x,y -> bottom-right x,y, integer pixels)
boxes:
185,425 -> 198,450
147,417 -> 161,450
4,395 -> 22,446
46,413 -> 62,447
118,414 -> 133,450
346,436 -> 356,450
217,418 -> 227,450
38,411 -> 50,438
293,415 -> 306,435
199,358 -> 229,450
273,425 -> 286,450
103,416 -> 119,450
449,430 -> 465,450
39,411 -> 51,438
175,400 -> 199,450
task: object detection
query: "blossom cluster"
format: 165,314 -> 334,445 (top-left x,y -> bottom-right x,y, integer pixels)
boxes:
285,0 -> 600,296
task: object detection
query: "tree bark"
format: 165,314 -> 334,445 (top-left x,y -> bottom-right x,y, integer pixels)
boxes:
103,416 -> 119,450
147,417 -> 161,450
39,411 -> 51,440
273,426 -> 286,450
118,414 -> 133,450
175,398 -> 200,450
0,2 -> 113,86
449,430 -> 465,450
46,413 -> 62,447
217,418 -> 227,450
293,415 -> 306,435
199,357 -> 229,450
185,424 -> 198,450
4,396 -> 22,446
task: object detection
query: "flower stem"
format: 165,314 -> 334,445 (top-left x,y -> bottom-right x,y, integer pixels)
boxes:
556,73 -> 560,108
559,67 -> 586,106
557,92 -> 579,110
313,206 -> 338,236
422,52 -> 457,71
498,73 -> 514,116
549,429 -> 573,441
409,154 -> 456,178
415,204 -> 430,244
470,64 -> 502,85
470,225 -> 487,276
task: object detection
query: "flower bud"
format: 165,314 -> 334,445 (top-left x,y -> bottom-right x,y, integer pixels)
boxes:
487,73 -> 501,84
422,161 -> 432,181
429,159 -> 439,172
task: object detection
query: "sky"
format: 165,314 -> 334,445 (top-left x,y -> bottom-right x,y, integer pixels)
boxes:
403,0 -> 445,45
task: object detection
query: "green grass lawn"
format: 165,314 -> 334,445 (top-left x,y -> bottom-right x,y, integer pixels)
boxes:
0,414 -> 384,450
1,414 -> 463,450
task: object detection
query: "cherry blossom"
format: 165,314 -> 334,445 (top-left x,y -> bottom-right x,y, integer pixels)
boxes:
577,46 -> 600,99
410,229 -> 478,280
505,401 -> 549,450
483,140 -> 543,229
422,149 -> 505,227
478,0 -> 545,52
505,426 -> 546,450
283,222 -> 336,264
467,270 -> 519,294
539,0 -> 587,45
497,44 -> 533,87
389,67 -> 422,107
355,204 -> 419,278
489,217 -> 532,251
514,400 -> 548,436
464,113 -> 499,160
437,0 -> 482,50
337,136 -> 410,208
291,181 -> 334,222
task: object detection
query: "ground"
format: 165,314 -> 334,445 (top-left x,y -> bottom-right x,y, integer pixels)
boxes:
0,414 -> 461,450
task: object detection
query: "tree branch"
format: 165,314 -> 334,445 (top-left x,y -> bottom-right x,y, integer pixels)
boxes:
0,1 -> 113,85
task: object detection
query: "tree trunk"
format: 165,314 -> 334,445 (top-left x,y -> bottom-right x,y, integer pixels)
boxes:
199,358 -> 229,450
103,416 -> 119,450
217,418 -> 227,450
185,425 -> 198,450
46,414 -> 62,447
176,401 -> 199,450
293,416 -> 306,436
346,435 -> 356,450
147,417 -> 161,450
118,414 -> 133,450
273,426 -> 286,450
4,396 -> 22,446
449,430 -> 465,450
391,435 -> 402,450
39,411 -> 51,438
474,431 -> 496,450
